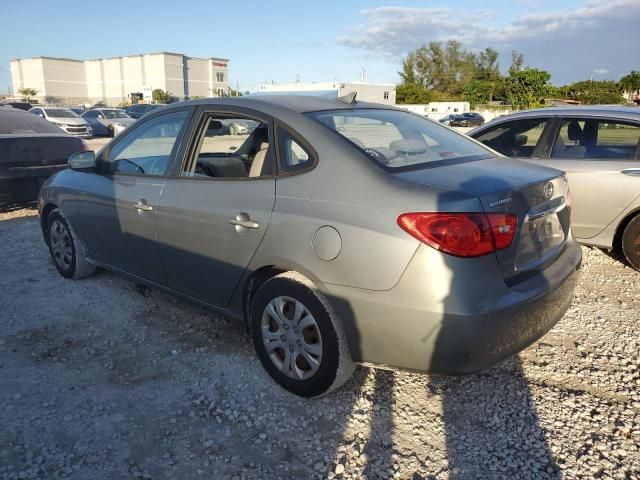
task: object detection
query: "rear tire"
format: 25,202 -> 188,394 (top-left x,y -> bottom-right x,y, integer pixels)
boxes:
621,214 -> 640,271
47,209 -> 96,279
250,272 -> 354,397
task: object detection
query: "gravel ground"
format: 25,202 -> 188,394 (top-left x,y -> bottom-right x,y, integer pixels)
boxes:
0,207 -> 638,480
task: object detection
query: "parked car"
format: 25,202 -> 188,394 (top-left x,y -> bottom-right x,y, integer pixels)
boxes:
38,96 -> 582,397
126,103 -> 163,119
81,108 -> 135,137
452,112 -> 485,127
0,108 -> 86,205
438,114 -> 458,126
0,101 -> 33,111
469,106 -> 640,270
29,107 -> 92,138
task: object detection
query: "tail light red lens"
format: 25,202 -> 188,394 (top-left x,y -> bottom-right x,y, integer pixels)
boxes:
80,140 -> 90,152
397,212 -> 517,258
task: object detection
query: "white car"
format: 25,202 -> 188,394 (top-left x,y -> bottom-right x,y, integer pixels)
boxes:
28,107 -> 92,138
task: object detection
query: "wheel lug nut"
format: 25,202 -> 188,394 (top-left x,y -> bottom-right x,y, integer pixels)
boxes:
280,335 -> 286,341
289,345 -> 294,352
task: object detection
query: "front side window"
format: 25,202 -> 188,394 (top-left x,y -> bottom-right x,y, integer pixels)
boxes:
181,114 -> 271,178
102,109 -> 129,119
308,109 -> 492,169
474,118 -> 550,158
552,118 -> 640,160
105,110 -> 188,175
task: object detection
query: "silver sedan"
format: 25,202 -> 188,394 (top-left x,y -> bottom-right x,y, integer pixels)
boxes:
38,95 -> 581,397
470,106 -> 640,270
81,108 -> 136,137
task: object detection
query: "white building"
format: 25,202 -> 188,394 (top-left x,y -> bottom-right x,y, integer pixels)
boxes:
257,81 -> 396,105
10,52 -> 229,106
397,102 -> 470,120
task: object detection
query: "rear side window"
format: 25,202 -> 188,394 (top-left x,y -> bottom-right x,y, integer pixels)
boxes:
308,109 -> 491,170
552,119 -> 640,160
278,128 -> 313,172
474,118 -> 549,158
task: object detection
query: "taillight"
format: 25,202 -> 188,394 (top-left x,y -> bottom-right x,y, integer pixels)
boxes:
397,212 -> 517,258
80,140 -> 90,152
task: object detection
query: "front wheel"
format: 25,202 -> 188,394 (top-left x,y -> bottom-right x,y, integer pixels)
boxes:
47,209 -> 96,279
621,214 -> 640,271
107,125 -> 115,137
251,272 -> 354,397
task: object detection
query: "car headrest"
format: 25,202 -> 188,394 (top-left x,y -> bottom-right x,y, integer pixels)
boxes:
567,121 -> 582,142
389,138 -> 428,155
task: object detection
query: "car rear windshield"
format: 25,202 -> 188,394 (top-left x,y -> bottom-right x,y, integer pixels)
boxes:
307,109 -> 493,169
0,110 -> 62,134
45,108 -> 77,118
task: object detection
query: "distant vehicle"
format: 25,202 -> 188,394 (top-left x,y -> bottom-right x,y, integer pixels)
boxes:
38,95 -> 581,397
0,101 -> 33,111
81,108 -> 135,137
439,113 -> 485,127
469,106 -> 640,270
0,108 -> 86,205
69,106 -> 85,115
29,107 -> 92,138
125,103 -> 163,119
228,120 -> 257,135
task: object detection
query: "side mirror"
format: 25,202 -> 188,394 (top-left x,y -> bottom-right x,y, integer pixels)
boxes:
69,151 -> 96,171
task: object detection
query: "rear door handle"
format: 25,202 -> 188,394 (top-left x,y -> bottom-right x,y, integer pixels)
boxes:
229,212 -> 260,230
134,200 -> 153,211
621,168 -> 640,176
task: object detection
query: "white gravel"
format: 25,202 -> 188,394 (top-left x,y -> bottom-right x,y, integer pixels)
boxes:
0,207 -> 638,479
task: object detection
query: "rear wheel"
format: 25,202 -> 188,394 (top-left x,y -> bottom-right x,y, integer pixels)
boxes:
250,272 -> 354,397
621,214 -> 640,271
47,209 -> 96,279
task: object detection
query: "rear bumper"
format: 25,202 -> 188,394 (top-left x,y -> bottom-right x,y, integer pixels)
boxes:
321,237 -> 582,373
0,166 -> 67,204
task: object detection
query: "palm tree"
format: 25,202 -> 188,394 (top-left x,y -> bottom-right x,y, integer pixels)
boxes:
17,87 -> 38,102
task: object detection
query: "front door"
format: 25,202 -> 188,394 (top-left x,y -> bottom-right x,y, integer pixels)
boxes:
156,108 -> 276,307
74,109 -> 191,282
537,117 -> 640,239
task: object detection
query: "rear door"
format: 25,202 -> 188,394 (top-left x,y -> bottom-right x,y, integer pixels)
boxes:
156,106 -> 276,307
537,117 -> 640,239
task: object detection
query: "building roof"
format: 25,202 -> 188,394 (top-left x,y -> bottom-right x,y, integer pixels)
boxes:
11,53 -> 229,63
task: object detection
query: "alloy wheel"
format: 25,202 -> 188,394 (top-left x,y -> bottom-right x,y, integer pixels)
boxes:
50,220 -> 73,270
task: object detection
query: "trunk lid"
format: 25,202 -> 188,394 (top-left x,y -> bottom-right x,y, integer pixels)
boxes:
393,157 -> 571,283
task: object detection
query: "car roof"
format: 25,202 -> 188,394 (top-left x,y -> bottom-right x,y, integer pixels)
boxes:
165,95 -> 397,115
490,105 -> 640,122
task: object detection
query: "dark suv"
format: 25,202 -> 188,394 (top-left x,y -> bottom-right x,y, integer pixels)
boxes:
126,104 -> 163,119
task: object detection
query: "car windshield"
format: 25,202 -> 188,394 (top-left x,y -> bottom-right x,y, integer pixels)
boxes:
44,108 -> 78,118
307,109 -> 493,169
102,109 -> 129,119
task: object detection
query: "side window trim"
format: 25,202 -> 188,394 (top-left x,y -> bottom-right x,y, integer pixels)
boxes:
168,105 -> 276,181
273,119 -> 319,177
99,107 -> 194,178
532,116 -> 558,159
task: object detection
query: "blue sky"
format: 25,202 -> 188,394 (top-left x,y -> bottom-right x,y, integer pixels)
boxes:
1,0 -> 638,95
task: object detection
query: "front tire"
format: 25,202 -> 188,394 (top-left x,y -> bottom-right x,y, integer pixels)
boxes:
47,209 -> 96,279
621,214 -> 640,271
251,272 -> 354,397
107,125 -> 115,137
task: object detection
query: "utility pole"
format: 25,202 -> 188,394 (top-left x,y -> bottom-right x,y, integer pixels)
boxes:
360,66 -> 366,83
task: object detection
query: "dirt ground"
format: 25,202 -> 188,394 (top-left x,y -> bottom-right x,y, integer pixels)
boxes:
0,207 -> 638,480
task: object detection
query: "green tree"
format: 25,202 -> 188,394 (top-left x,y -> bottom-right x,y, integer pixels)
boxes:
17,87 -> 38,102
505,68 -> 552,109
509,51 -> 524,74
152,89 -> 172,103
396,83 -> 433,104
228,88 -> 243,97
463,80 -> 493,108
620,70 -> 640,94
558,80 -> 623,105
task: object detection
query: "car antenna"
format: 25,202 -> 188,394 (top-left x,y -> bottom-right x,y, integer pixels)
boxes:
337,91 -> 357,104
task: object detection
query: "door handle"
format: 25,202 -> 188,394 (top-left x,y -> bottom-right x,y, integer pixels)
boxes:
229,212 -> 260,230
621,168 -> 640,176
133,200 -> 153,212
